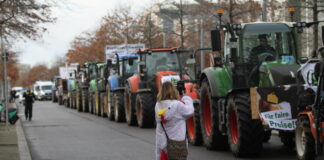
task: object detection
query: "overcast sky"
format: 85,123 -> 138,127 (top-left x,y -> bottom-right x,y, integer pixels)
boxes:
12,0 -> 155,67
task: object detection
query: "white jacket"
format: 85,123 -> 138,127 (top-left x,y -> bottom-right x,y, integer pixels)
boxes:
155,96 -> 194,160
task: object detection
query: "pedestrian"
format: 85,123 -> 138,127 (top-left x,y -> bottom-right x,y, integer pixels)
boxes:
10,89 -> 16,103
155,81 -> 194,160
23,89 -> 35,121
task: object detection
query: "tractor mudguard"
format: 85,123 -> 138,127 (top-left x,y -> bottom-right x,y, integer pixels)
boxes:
108,75 -> 119,91
200,67 -> 232,98
126,75 -> 140,93
297,111 -> 324,142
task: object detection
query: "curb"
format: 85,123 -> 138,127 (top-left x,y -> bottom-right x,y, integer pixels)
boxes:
14,102 -> 32,160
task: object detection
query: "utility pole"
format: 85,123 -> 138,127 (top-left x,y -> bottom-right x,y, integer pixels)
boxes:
1,27 -> 8,125
262,0 -> 268,22
199,18 -> 205,70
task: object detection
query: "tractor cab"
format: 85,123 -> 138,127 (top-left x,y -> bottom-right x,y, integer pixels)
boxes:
220,22 -> 300,88
137,48 -> 195,92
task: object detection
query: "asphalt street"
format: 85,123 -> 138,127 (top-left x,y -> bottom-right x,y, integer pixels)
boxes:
18,101 -> 297,160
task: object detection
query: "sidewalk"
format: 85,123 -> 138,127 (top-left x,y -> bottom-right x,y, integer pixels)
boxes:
0,102 -> 32,160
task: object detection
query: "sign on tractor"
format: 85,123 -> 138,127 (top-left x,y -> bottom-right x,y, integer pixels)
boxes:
105,43 -> 145,62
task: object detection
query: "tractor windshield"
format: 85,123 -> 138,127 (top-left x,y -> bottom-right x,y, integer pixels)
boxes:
145,51 -> 180,77
123,59 -> 138,78
240,31 -> 296,64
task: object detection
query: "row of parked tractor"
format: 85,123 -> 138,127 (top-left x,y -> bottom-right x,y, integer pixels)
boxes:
51,19 -> 324,160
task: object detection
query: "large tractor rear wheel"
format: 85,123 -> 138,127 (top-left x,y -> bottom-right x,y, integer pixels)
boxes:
200,80 -> 227,150
187,103 -> 203,146
107,85 -> 114,120
295,116 -> 315,160
125,85 -> 137,126
82,89 -> 89,112
114,91 -> 125,122
226,94 -> 263,157
136,92 -> 155,128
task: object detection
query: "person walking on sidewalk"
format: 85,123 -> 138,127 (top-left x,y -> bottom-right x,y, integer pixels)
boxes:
23,89 -> 35,121
155,81 -> 194,160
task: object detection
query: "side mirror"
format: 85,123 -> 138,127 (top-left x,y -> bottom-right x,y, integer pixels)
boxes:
213,56 -> 223,67
299,57 -> 309,64
186,58 -> 196,65
230,49 -> 238,63
107,59 -> 112,67
211,30 -> 221,51
129,59 -> 134,66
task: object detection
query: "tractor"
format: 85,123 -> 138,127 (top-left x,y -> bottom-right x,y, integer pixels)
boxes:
88,62 -> 105,115
74,66 -> 85,112
105,54 -> 139,122
68,73 -> 78,109
197,19 -> 316,157
295,35 -> 324,159
124,48 -> 197,128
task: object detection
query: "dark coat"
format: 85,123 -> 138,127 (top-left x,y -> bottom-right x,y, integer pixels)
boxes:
23,92 -> 35,105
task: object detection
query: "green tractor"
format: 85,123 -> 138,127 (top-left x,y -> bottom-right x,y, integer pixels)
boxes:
68,73 -> 78,109
198,21 -> 311,157
95,63 -> 109,117
75,66 -> 87,112
88,62 -> 105,115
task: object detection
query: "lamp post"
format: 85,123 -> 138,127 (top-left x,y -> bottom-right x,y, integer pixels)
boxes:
1,29 -> 8,125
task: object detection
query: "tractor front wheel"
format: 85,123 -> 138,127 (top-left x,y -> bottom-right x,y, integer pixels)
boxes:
114,91 -> 125,122
107,85 -> 114,120
187,103 -> 202,146
125,85 -> 137,126
199,80 -> 227,150
136,92 -> 155,128
279,131 -> 295,147
295,116 -> 315,160
226,94 -> 263,157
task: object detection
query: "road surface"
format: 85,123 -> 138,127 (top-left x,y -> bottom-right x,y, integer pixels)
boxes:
18,101 -> 297,160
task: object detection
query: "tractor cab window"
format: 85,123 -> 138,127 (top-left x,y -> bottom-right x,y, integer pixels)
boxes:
88,64 -> 97,79
145,52 -> 179,77
241,32 -> 295,64
178,51 -> 197,80
124,59 -> 138,78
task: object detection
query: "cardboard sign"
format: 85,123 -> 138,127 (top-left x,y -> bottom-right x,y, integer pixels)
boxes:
161,75 -> 180,85
105,44 -> 145,61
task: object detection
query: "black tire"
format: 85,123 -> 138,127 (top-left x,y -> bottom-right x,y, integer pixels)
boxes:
100,93 -> 107,117
58,96 -> 63,105
279,131 -> 295,147
82,89 -> 89,112
136,92 -> 155,128
95,92 -> 101,116
199,79 -> 227,150
295,116 -> 315,160
125,84 -> 137,126
263,130 -> 272,142
107,84 -> 114,120
77,90 -> 83,112
88,91 -> 94,114
114,91 -> 125,122
187,103 -> 203,146
226,94 -> 263,157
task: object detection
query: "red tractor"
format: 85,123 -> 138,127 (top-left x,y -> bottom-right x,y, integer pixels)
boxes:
124,48 -> 198,128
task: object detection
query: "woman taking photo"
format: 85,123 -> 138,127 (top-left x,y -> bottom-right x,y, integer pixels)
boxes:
155,81 -> 194,160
